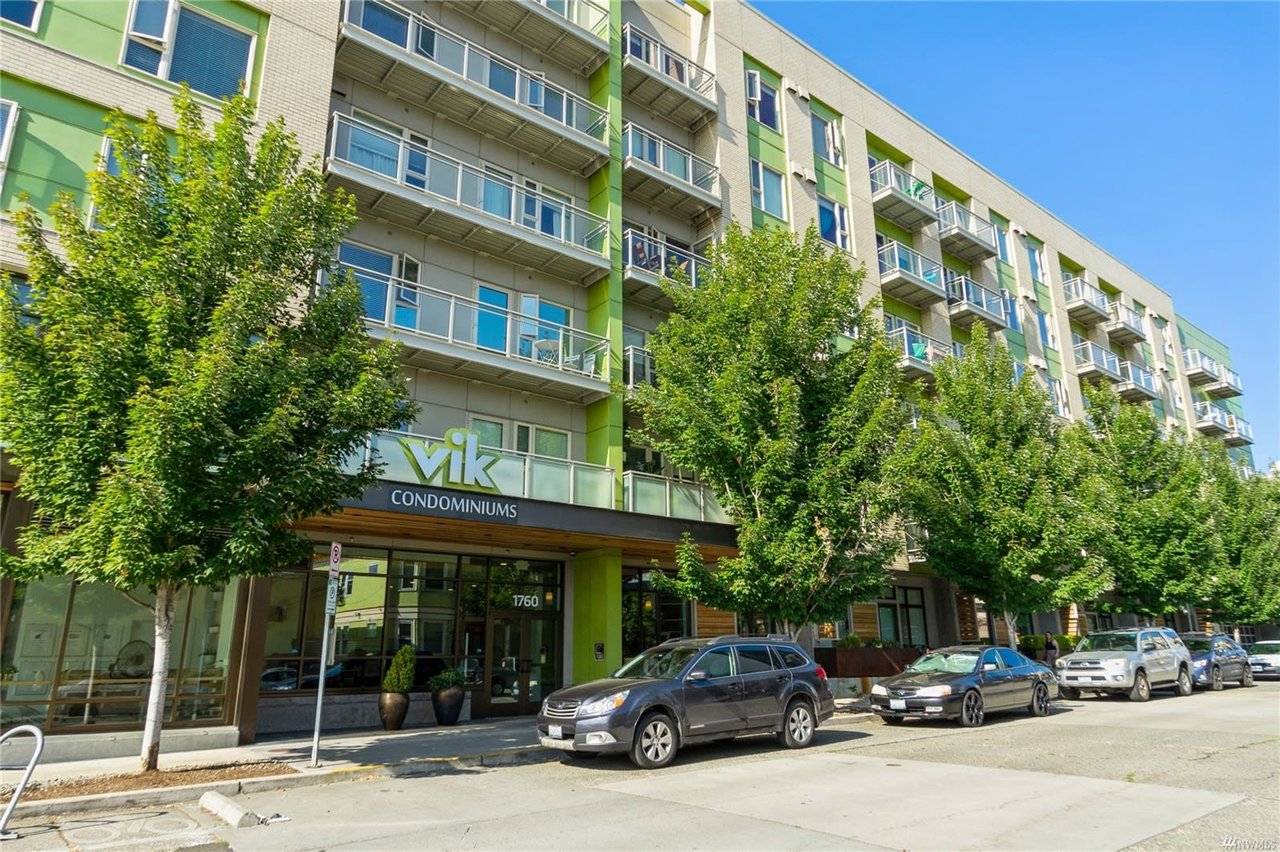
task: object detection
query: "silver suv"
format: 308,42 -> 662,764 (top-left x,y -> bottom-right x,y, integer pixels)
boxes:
1054,627 -> 1192,701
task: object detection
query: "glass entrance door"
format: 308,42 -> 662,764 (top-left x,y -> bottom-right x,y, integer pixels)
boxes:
485,613 -> 560,716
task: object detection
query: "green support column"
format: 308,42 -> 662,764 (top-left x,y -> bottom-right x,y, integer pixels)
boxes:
571,548 -> 623,681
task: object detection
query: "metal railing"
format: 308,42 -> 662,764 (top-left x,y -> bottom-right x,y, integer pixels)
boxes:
330,113 -> 608,257
1194,401 -> 1231,430
1107,301 -> 1145,335
0,725 -> 44,840
935,200 -> 996,247
1182,348 -> 1220,379
1227,415 -> 1254,442
623,229 -> 707,288
946,274 -> 1007,322
531,0 -> 608,39
1216,366 -> 1244,393
869,160 -> 934,206
623,345 -> 655,388
344,0 -> 608,141
888,326 -> 950,366
1074,339 -> 1121,376
1063,277 -> 1109,312
622,470 -> 729,523
623,122 -> 718,193
622,23 -> 715,98
340,262 -> 609,381
349,430 -> 616,508
877,240 -> 943,287
1118,360 -> 1156,394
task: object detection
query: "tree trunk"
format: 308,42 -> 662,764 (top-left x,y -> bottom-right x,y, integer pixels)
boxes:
1002,611 -> 1019,650
140,582 -> 177,773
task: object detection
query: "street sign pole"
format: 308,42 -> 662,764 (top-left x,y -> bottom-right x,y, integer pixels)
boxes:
310,542 -> 342,768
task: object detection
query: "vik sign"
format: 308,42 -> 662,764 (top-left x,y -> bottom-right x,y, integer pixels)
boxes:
397,429 -> 502,492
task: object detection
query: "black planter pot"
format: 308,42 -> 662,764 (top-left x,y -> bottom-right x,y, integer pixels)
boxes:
431,686 -> 464,726
379,691 -> 410,731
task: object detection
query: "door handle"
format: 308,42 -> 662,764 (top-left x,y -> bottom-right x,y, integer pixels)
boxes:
776,675 -> 789,683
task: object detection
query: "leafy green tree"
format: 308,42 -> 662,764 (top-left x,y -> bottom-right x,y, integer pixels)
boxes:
0,91 -> 411,771
1200,445 -> 1280,625
632,224 -> 910,638
892,325 -> 1110,647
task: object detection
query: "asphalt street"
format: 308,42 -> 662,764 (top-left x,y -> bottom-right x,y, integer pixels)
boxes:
6,681 -> 1278,851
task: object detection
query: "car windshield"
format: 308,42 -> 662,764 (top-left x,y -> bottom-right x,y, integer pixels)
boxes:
1183,638 -> 1211,652
613,645 -> 700,679
906,650 -> 979,674
1250,642 -> 1280,654
1076,633 -> 1138,652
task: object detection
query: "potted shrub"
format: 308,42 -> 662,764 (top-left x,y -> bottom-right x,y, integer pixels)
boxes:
428,667 -> 467,726
379,645 -> 415,731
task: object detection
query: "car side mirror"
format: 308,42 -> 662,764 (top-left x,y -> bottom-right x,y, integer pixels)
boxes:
1142,643 -> 1156,653
686,670 -> 709,683
982,663 -> 998,672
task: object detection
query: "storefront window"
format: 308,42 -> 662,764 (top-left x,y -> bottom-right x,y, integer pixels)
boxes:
622,569 -> 690,659
878,586 -> 928,648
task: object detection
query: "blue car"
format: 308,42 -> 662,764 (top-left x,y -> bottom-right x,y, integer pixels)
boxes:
1180,632 -> 1254,690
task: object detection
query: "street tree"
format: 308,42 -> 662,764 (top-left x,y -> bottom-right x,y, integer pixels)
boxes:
632,224 -> 910,637
1200,443 -> 1280,626
0,91 -> 411,771
892,325 -> 1111,648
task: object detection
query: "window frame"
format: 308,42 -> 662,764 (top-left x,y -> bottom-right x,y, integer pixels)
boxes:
817,195 -> 850,251
0,0 -> 43,30
120,0 -> 258,100
750,158 -> 785,220
1004,292 -> 1021,332
0,98 -> 18,192
1036,307 -> 1058,351
746,72 -> 779,131
811,112 -> 842,166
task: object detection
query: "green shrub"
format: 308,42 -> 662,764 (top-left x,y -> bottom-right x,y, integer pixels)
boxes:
864,638 -> 900,649
1021,634 -> 1045,651
836,634 -> 864,649
382,645 -> 416,693
1056,634 -> 1080,653
428,667 -> 467,692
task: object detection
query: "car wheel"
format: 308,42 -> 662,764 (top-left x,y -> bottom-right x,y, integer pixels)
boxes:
1059,686 -> 1080,701
881,715 -> 905,725
1030,682 -> 1051,717
1242,667 -> 1255,687
1175,667 -> 1193,696
1128,670 -> 1150,702
630,711 -> 678,769
777,699 -> 816,749
1210,666 -> 1224,691
959,690 -> 984,728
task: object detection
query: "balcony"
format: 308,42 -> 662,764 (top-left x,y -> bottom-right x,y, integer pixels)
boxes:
1062,278 -> 1109,326
1205,365 -> 1244,399
877,241 -> 946,307
1182,349 -> 1220,386
622,123 -> 720,221
622,24 -> 717,131
888,327 -> 950,382
1115,361 -> 1158,402
1193,401 -> 1231,436
457,0 -> 610,75
343,262 -> 609,403
355,430 -> 615,508
336,0 -> 609,175
1074,340 -> 1122,383
622,229 -> 708,308
1104,301 -> 1147,345
327,114 -> 609,284
868,161 -> 937,231
623,346 -> 655,389
1224,415 -> 1254,447
935,201 -> 998,262
945,275 -> 1008,330
623,470 -> 730,524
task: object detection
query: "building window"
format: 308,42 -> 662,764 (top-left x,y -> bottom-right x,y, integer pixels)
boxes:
0,0 -> 41,28
1012,361 -> 1027,382
122,0 -> 255,101
818,196 -> 849,250
0,98 -> 17,192
877,586 -> 928,649
1026,242 -> 1045,283
994,222 -> 1010,263
745,69 -> 779,131
621,569 -> 690,659
1047,375 -> 1070,417
750,159 -> 785,219
1036,307 -> 1058,351
811,113 -> 842,166
1004,292 -> 1021,333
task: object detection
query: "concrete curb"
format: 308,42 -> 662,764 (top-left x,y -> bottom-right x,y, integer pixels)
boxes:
199,790 -> 255,828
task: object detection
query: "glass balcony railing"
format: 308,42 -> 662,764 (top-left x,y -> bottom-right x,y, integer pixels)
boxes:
1227,415 -> 1254,443
946,275 -> 1007,322
623,123 -> 718,194
622,23 -> 714,98
1107,301 -> 1145,335
888,326 -> 950,366
1194,401 -> 1231,430
1118,360 -> 1156,394
1074,339 -> 1121,376
623,229 -> 707,288
1063,277 -> 1109,313
622,470 -> 729,523
877,241 -> 943,288
343,0 -> 608,142
531,0 -> 608,39
330,113 -> 608,257
1216,366 -> 1244,393
622,345 -> 655,388
347,430 -> 616,508
340,262 -> 609,381
868,161 -> 934,206
935,201 -> 996,247
1182,349 -> 1220,380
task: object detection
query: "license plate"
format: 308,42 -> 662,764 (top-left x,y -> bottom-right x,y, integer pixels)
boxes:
889,699 -> 906,710
549,724 -> 563,739
1252,665 -> 1263,671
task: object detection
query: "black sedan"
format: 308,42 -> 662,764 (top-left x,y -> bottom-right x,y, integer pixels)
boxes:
870,645 -> 1057,727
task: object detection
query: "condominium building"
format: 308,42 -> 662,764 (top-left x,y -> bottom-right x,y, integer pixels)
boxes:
0,0 -> 1256,749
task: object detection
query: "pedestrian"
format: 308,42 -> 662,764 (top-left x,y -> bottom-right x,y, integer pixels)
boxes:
1044,632 -> 1059,666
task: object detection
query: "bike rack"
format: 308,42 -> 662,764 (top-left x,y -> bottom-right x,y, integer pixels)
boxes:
0,724 -> 45,841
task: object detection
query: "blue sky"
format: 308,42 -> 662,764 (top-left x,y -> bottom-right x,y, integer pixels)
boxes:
753,1 -> 1279,469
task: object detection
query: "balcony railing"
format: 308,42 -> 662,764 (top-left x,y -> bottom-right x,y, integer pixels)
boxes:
530,0 -> 608,39
1226,415 -> 1254,446
330,113 -> 608,257
350,430 -> 616,508
1063,277 -> 1109,315
342,262 -> 609,381
1194,401 -> 1231,432
1208,365 -> 1244,398
869,161 -> 934,206
1117,360 -> 1157,396
888,326 -> 950,367
343,0 -> 608,142
1105,301 -> 1146,341
1182,348 -> 1220,381
877,240 -> 944,304
946,275 -> 1007,324
623,470 -> 729,524
1074,339 -> 1121,378
935,201 -> 997,257
623,229 -> 707,288
623,122 -> 718,194
623,346 -> 655,388
622,23 -> 714,99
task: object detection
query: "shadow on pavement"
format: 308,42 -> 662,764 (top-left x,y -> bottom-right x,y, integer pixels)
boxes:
555,727 -> 874,772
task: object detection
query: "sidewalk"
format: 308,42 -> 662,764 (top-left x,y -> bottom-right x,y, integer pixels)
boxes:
2,697 -> 871,820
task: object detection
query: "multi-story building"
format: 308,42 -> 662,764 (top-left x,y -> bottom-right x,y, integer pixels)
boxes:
0,0 -> 1257,749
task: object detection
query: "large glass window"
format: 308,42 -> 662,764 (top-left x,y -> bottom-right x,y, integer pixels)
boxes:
877,586 -> 928,648
750,159 -> 785,220
818,196 -> 849,250
621,569 -> 691,660
745,70 -> 779,130
811,113 -> 842,166
123,1 -> 254,101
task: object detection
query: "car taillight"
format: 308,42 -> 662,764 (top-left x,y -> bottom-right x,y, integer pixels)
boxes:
815,666 -> 827,681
